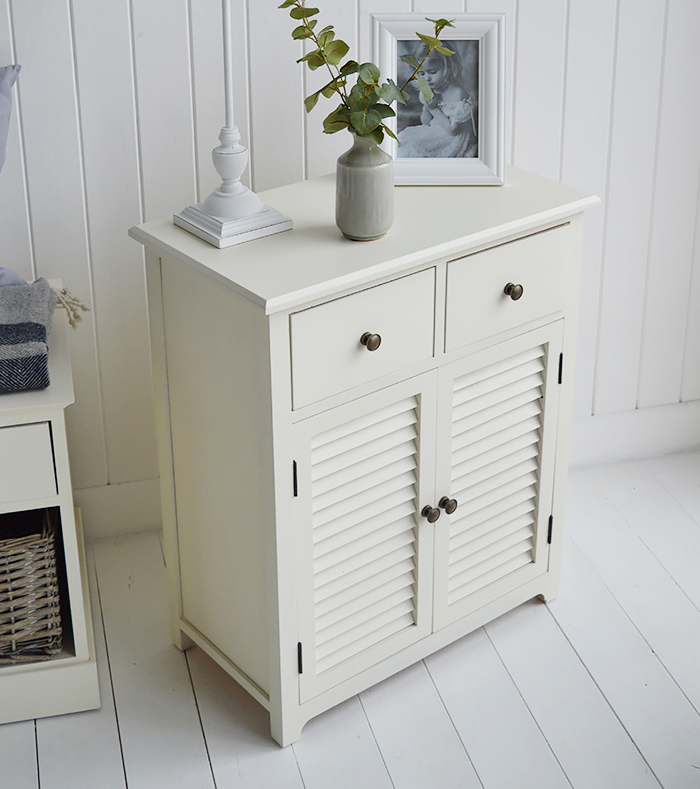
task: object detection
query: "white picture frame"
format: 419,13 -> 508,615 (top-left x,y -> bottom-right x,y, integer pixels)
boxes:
371,13 -> 506,185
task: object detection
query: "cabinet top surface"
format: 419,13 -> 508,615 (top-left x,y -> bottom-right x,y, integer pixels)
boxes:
130,166 -> 599,315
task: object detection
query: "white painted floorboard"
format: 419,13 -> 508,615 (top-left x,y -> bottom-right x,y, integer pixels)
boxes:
3,449 -> 700,788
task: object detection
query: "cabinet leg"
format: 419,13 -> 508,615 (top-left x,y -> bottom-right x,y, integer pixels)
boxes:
171,626 -> 194,651
269,707 -> 305,748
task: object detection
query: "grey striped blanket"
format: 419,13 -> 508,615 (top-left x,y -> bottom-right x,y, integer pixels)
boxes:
0,278 -> 57,393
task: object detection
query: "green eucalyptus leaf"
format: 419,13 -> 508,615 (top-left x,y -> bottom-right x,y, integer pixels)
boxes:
347,90 -> 370,112
340,60 -> 359,75
417,32 -> 442,49
376,79 -> 405,105
298,49 -> 326,70
291,24 -> 315,39
426,17 -> 455,28
436,45 -> 454,56
358,62 -> 380,85
290,6 -> 319,19
318,29 -> 335,47
370,102 -> 395,120
363,126 -> 384,144
323,104 -> 351,133
399,53 -> 420,70
304,91 -> 321,113
350,108 -> 382,135
382,123 -> 399,143
278,0 -> 296,8
417,75 -> 433,101
324,39 -> 349,66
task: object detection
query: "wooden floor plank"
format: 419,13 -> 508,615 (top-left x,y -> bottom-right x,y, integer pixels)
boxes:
291,695 -> 394,789
548,535 -> 700,787
359,659 -> 483,789
92,533 -> 215,789
576,460 -> 700,610
34,548 -> 126,789
644,449 -> 700,523
567,467 -> 700,712
0,720 -> 38,789
185,645 -> 305,789
425,627 -> 571,789
486,596 -> 660,788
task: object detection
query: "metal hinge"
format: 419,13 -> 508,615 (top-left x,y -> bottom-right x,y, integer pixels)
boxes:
293,460 -> 298,497
297,642 -> 303,674
558,353 -> 564,385
547,515 -> 553,544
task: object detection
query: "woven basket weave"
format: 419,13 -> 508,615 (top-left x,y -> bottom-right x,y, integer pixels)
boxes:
0,509 -> 62,663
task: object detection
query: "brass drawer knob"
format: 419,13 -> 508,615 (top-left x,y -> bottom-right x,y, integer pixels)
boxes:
439,496 -> 458,514
360,332 -> 382,351
504,282 -> 524,301
421,505 -> 441,523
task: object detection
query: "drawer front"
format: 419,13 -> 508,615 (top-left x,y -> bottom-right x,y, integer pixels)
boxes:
291,269 -> 436,409
445,225 -> 570,352
0,422 -> 57,505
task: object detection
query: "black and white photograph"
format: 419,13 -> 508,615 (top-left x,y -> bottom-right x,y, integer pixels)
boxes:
396,39 -> 479,160
372,13 -> 505,184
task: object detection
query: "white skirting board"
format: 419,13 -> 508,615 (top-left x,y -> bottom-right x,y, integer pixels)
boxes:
569,399 -> 700,467
73,478 -> 161,540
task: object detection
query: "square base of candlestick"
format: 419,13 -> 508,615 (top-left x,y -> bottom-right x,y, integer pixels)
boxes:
173,204 -> 293,248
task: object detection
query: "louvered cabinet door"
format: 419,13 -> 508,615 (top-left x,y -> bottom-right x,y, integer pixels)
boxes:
293,373 -> 438,702
432,322 -> 564,631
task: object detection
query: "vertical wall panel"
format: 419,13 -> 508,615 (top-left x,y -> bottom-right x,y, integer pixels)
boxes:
681,199 -> 700,402
0,0 -> 32,280
467,0 -> 516,165
510,0 -> 567,180
594,0 -> 666,415
560,0 -> 616,418
637,0 -> 700,408
11,0 -> 107,489
131,0 -> 197,220
248,1 -> 305,191
72,0 -> 158,485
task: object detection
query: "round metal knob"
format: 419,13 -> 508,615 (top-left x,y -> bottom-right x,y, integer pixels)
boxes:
421,505 -> 441,523
439,496 -> 458,515
504,282 -> 524,301
360,332 -> 382,351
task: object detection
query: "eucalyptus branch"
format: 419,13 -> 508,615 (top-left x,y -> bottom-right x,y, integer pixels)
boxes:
279,1 -> 454,144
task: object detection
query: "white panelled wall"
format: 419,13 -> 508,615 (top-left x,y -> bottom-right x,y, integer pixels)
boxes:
0,0 -> 698,537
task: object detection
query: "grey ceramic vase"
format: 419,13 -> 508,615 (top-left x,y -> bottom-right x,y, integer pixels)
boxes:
336,131 -> 394,241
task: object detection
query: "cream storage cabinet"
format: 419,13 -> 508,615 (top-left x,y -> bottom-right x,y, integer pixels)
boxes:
0,315 -> 99,723
130,166 -> 599,746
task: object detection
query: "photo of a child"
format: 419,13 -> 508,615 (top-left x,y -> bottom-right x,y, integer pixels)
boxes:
396,40 -> 479,159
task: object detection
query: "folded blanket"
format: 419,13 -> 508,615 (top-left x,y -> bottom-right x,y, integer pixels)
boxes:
0,278 -> 57,392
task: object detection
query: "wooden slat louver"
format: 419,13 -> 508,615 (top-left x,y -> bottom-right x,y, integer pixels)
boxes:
310,396 -> 420,674
448,347 -> 546,606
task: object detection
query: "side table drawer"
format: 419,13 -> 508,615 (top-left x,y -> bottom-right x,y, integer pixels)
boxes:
445,224 -> 571,352
0,422 -> 57,505
291,269 -> 436,409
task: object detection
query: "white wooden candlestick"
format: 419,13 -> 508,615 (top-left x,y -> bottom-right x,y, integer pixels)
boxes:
174,0 -> 292,248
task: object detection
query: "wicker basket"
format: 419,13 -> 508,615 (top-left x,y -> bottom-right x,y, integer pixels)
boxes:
0,509 -> 62,663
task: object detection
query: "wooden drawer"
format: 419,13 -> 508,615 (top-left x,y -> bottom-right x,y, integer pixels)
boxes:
445,225 -> 570,352
0,422 -> 57,505
290,269 -> 436,409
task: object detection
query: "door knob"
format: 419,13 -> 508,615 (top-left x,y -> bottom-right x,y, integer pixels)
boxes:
504,283 -> 524,301
421,505 -> 441,523
360,332 -> 382,351
439,497 -> 458,514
